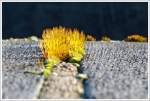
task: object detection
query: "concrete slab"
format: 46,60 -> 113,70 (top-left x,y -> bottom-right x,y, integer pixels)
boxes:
2,39 -> 83,99
2,40 -> 44,99
81,41 -> 148,99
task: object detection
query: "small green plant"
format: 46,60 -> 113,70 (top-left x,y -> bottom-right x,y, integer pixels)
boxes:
38,26 -> 86,78
125,34 -> 147,42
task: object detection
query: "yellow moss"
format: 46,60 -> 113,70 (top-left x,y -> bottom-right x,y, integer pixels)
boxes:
125,34 -> 147,42
39,26 -> 85,61
101,36 -> 111,42
39,26 -> 86,78
86,35 -> 96,41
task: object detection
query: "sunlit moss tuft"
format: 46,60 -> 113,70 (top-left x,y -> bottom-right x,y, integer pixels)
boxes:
125,34 -> 147,42
101,36 -> 111,42
39,26 -> 86,78
86,35 -> 96,41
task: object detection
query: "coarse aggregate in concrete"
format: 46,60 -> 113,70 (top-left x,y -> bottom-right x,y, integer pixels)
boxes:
2,40 -> 44,99
2,39 -> 148,99
2,39 -> 83,99
81,41 -> 148,99
39,62 -> 83,99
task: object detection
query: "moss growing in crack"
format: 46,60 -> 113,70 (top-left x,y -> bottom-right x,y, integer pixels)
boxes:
39,26 -> 86,79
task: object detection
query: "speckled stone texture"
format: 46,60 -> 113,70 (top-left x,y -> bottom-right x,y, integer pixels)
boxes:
2,40 -> 44,99
81,41 -> 148,99
2,39 -> 83,99
39,62 -> 83,99
2,40 -> 148,99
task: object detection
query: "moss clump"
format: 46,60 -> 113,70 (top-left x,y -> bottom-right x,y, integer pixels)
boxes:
86,35 -> 96,41
125,34 -> 147,42
39,26 -> 86,78
101,36 -> 111,42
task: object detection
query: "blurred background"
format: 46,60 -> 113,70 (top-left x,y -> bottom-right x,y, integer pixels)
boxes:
2,2 -> 148,40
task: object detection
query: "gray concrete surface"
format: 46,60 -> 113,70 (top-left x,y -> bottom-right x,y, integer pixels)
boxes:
81,41 -> 148,99
2,39 -> 83,99
39,62 -> 83,99
2,40 -> 44,99
2,40 -> 148,99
